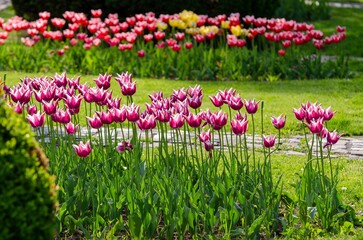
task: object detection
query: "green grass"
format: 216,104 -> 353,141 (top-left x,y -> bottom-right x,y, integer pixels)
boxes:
3,71 -> 363,136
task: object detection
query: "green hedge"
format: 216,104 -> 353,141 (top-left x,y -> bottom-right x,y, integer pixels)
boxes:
11,0 -> 280,20
0,98 -> 58,239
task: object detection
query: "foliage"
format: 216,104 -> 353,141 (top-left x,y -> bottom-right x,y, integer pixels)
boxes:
4,71 -> 361,238
0,96 -> 58,239
275,0 -> 330,21
11,0 -> 279,21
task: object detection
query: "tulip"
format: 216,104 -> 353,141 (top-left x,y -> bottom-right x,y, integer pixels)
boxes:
87,113 -> 103,129
110,107 -> 127,123
231,118 -> 248,135
293,107 -> 305,121
26,111 -> 45,128
51,108 -> 71,124
116,140 -> 133,153
72,140 -> 92,158
13,102 -> 23,114
278,49 -> 286,56
126,103 -> 140,122
209,93 -> 224,107
137,50 -> 145,58
227,94 -> 243,111
323,107 -> 335,121
185,113 -> 203,128
156,109 -> 171,123
97,110 -> 114,125
245,99 -> 260,114
27,105 -> 37,115
169,113 -> 184,129
271,114 -> 286,130
207,110 -> 228,131
137,114 -> 156,130
204,140 -> 214,152
121,81 -> 136,96
326,130 -> 342,146
199,129 -> 212,142
263,135 -> 276,148
187,95 -> 203,109
171,88 -> 187,102
94,73 -> 112,89
307,118 -> 324,134
64,94 -> 82,110
65,122 -> 78,134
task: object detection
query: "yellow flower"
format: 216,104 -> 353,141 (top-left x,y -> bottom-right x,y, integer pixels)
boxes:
186,27 -> 199,35
231,25 -> 243,37
157,21 -> 168,31
221,20 -> 230,29
179,10 -> 198,26
199,26 -> 219,35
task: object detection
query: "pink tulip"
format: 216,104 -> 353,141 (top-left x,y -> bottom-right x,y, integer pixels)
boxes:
307,118 -> 324,134
110,107 -> 127,123
326,130 -> 342,146
227,94 -> 243,111
137,114 -> 156,130
72,140 -> 92,158
137,50 -> 145,58
293,107 -> 305,121
13,102 -> 23,114
209,93 -> 224,107
171,88 -> 187,102
94,73 -> 112,90
245,99 -> 260,114
199,129 -> 212,142
156,109 -> 171,123
263,135 -> 276,148
26,111 -> 45,128
169,113 -> 184,129
27,105 -> 37,115
231,118 -> 248,135
188,95 -> 203,109
97,110 -> 114,125
271,114 -> 286,130
206,110 -> 228,131
87,113 -> 103,129
65,122 -> 79,134
188,84 -> 202,98
323,107 -> 335,121
116,140 -> 133,153
126,103 -> 140,122
204,140 -> 214,152
64,94 -> 82,110
185,113 -> 203,128
51,108 -> 71,124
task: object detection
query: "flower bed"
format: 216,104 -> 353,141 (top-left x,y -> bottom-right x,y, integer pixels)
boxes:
0,9 -> 349,80
3,71 -> 360,238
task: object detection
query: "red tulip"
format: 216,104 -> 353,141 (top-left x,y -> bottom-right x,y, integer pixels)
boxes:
73,140 -> 92,158
137,50 -> 145,58
278,49 -> 286,56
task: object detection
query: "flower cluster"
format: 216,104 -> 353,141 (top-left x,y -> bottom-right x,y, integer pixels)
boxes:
0,9 -> 346,56
294,101 -> 342,147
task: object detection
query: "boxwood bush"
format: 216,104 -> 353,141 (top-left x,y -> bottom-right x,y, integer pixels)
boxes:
0,97 -> 58,239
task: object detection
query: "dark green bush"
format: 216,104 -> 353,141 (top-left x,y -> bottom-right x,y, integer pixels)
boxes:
0,99 -> 58,240
11,0 -> 279,21
275,0 -> 330,21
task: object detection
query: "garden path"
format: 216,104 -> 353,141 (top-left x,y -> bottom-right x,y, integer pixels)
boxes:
40,126 -> 363,160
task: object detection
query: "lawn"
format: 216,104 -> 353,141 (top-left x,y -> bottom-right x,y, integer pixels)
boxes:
2,3 -> 363,239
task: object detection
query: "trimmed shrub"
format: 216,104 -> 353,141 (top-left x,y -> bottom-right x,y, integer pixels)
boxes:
0,98 -> 58,240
